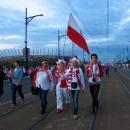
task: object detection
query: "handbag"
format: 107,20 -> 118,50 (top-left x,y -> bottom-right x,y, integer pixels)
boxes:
11,84 -> 19,89
60,79 -> 67,88
71,82 -> 78,89
31,86 -> 39,95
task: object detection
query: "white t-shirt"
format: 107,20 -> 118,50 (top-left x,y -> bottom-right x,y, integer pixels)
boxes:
88,64 -> 101,84
35,70 -> 54,90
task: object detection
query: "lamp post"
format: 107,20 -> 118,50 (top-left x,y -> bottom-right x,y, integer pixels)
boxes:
126,46 -> 129,63
24,8 -> 43,75
58,30 -> 66,58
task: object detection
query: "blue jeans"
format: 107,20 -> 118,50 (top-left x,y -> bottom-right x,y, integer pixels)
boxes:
71,90 -> 80,115
39,89 -> 48,113
11,85 -> 24,105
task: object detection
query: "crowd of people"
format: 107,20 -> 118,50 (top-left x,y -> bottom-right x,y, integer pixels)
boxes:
0,53 -> 105,120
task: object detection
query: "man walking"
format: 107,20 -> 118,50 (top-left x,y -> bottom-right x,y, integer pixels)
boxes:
0,65 -> 5,105
11,60 -> 24,107
86,54 -> 104,114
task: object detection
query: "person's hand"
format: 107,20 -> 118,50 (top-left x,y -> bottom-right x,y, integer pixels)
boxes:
54,91 -> 56,96
80,90 -> 84,95
48,79 -> 52,82
82,90 -> 85,94
16,82 -> 19,86
94,74 -> 98,80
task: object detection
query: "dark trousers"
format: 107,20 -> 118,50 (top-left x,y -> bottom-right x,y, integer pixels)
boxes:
39,89 -> 48,113
11,85 -> 24,105
30,74 -> 34,82
71,90 -> 80,115
105,69 -> 109,75
89,84 -> 100,112
0,85 -> 3,96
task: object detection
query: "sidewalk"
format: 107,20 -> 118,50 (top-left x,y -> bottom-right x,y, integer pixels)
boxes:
94,72 -> 130,130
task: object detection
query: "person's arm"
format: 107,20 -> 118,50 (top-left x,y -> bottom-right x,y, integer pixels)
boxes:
2,71 -> 5,80
79,68 -> 85,90
35,72 -> 39,88
17,69 -> 23,85
61,69 -> 70,79
49,70 -> 54,91
86,64 -> 92,77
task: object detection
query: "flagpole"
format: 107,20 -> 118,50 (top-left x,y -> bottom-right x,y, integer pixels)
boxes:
82,49 -> 85,61
72,42 -> 74,56
58,30 -> 60,58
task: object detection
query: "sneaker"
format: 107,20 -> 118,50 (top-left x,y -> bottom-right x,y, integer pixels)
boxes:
21,99 -> 24,104
56,108 -> 63,113
0,102 -> 3,106
40,111 -> 45,115
96,104 -> 99,110
10,104 -> 16,108
73,115 -> 79,120
92,108 -> 96,115
92,105 -> 96,115
66,102 -> 71,109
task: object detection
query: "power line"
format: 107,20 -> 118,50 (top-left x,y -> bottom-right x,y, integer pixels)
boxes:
64,0 -> 93,37
63,36 -> 67,56
107,0 -> 109,38
106,0 -> 110,62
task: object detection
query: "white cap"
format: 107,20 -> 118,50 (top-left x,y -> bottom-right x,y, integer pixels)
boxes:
71,57 -> 80,65
42,60 -> 48,64
56,59 -> 66,65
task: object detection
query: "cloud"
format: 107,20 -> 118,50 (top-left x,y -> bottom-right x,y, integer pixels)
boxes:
0,0 -> 130,62
44,43 -> 57,48
116,16 -> 130,30
87,36 -> 114,45
0,0 -> 62,19
0,43 -> 21,49
0,0 -> 44,16
0,35 -> 23,40
113,8 -> 130,31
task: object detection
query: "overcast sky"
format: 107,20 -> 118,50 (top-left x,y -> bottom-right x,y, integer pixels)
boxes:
0,0 -> 130,62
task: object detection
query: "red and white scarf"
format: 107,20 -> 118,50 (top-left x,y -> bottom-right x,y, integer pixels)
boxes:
67,68 -> 82,90
55,68 -> 67,88
40,67 -> 51,82
92,64 -> 99,80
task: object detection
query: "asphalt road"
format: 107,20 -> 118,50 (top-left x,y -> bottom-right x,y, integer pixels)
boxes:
94,70 -> 130,130
0,69 -> 130,130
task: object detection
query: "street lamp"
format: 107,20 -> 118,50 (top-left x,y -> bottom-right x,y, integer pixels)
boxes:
24,8 -> 43,75
58,30 -> 66,58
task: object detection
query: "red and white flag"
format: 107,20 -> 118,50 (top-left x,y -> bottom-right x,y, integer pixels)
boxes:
67,14 -> 90,54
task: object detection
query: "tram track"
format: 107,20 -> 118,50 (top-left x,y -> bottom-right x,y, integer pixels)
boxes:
28,104 -> 56,130
116,71 -> 130,96
0,96 -> 38,120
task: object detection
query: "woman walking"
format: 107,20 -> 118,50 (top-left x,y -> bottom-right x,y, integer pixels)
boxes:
62,57 -> 85,120
55,59 -> 70,113
35,60 -> 54,114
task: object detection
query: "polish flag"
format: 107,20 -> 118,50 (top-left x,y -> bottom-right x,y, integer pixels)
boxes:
67,14 -> 90,54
